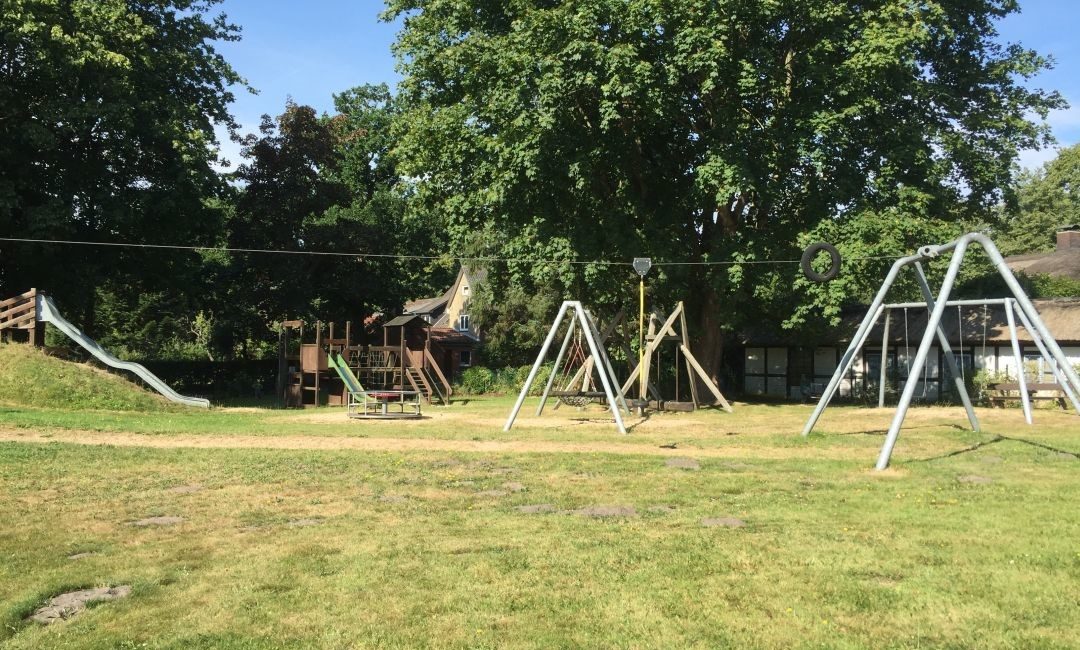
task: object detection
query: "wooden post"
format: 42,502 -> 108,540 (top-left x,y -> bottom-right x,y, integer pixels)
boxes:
314,321 -> 322,407
677,303 -> 700,408
277,325 -> 287,406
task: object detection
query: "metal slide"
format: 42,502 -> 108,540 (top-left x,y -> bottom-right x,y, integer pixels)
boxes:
36,294 -> 210,408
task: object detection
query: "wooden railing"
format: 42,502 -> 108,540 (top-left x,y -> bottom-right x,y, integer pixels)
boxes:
0,288 -> 38,332
424,348 -> 453,402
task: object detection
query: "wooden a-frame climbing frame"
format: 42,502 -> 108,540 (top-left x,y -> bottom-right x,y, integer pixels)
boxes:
621,301 -> 733,413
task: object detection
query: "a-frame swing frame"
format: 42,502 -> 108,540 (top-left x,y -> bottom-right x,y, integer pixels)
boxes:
803,232 -> 1080,470
549,310 -> 631,409
620,301 -> 733,412
504,301 -> 632,434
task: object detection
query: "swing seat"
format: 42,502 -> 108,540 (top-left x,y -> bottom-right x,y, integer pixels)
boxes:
549,391 -> 607,398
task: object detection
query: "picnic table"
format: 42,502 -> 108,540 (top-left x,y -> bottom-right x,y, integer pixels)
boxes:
986,382 -> 1067,409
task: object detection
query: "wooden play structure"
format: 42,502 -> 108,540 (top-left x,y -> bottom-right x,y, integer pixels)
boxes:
621,302 -> 733,413
277,316 -> 453,409
506,301 -> 631,434
540,301 -> 732,414
0,288 -> 209,407
505,299 -> 733,434
0,288 -> 44,345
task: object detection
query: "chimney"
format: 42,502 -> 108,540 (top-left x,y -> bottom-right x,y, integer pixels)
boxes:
1057,226 -> 1080,251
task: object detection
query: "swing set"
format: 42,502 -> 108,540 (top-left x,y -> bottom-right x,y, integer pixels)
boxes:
803,232 -> 1080,470
504,273 -> 735,433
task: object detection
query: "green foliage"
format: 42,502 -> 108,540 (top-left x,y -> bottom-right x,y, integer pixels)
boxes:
0,344 -> 170,411
972,368 -> 1012,403
457,366 -> 496,394
216,90 -> 443,354
1027,273 -> 1080,299
0,0 -> 243,346
471,281 -> 564,367
994,143 -> 1080,256
386,0 -> 1063,368
455,364 -> 553,395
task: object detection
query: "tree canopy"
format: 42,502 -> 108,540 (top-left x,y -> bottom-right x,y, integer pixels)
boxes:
0,0 -> 243,336
386,0 -> 1064,368
995,143 -> 1080,256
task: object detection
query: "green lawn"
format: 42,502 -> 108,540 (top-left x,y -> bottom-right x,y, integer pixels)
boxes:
0,398 -> 1078,648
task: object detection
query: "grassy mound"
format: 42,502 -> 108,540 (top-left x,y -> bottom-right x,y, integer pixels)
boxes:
0,344 -> 170,412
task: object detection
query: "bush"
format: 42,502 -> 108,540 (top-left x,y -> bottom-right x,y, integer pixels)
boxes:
458,366 -> 496,394
455,364 -> 554,395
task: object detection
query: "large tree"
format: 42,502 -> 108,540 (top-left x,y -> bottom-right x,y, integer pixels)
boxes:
995,143 -> 1080,256
220,88 -> 443,355
386,0 -> 1063,373
0,0 -> 242,341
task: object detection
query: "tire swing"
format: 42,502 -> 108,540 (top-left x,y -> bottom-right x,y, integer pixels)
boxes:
801,243 -> 842,282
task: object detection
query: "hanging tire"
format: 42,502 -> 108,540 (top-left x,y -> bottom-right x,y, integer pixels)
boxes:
800,242 -> 841,282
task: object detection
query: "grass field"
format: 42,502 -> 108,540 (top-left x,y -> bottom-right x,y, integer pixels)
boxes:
1,378 -> 1079,647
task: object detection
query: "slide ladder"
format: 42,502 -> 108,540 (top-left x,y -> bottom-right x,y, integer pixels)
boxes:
36,294 -> 210,408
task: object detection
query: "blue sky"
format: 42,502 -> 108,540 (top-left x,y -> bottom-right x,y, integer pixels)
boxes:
213,0 -> 1079,171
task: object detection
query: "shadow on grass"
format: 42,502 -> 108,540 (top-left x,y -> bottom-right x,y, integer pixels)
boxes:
625,410 -> 653,433
826,423 -> 969,437
909,434 -> 1080,463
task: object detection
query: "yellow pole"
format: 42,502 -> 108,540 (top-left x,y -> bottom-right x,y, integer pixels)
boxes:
639,276 -> 645,400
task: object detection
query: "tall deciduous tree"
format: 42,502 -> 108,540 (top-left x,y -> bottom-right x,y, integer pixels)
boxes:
996,143 -> 1080,256
386,0 -> 1063,375
0,0 -> 243,341
221,88 -> 440,354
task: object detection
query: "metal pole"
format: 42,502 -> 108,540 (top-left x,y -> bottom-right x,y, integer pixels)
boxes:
639,277 -> 645,400
803,249 -> 927,436
876,240 -> 969,470
885,298 -> 1014,309
878,309 -> 891,408
584,308 -> 631,414
1004,299 -> 1033,424
912,263 -> 979,432
971,233 -> 1080,401
504,300 -> 573,431
577,309 -> 627,434
802,302 -> 887,436
1011,301 -> 1080,414
536,317 -> 577,416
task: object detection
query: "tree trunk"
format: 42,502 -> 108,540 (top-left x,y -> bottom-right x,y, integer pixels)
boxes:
690,279 -> 727,398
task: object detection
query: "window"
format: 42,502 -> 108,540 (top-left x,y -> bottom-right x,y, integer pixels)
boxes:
459,350 -> 472,367
457,314 -> 470,331
462,284 -> 470,296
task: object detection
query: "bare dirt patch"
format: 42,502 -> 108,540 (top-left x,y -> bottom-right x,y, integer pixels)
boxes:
575,505 -> 637,518
665,457 -> 700,470
131,516 -> 183,527
288,518 -> 323,527
502,481 -> 526,492
702,517 -> 746,528
377,495 -> 407,503
28,586 -> 131,624
0,428 -> 864,461
957,475 -> 993,485
648,505 -> 676,513
476,490 -> 508,497
67,552 -> 96,560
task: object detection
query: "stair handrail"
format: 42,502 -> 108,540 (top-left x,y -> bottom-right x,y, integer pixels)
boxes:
423,348 -> 453,401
